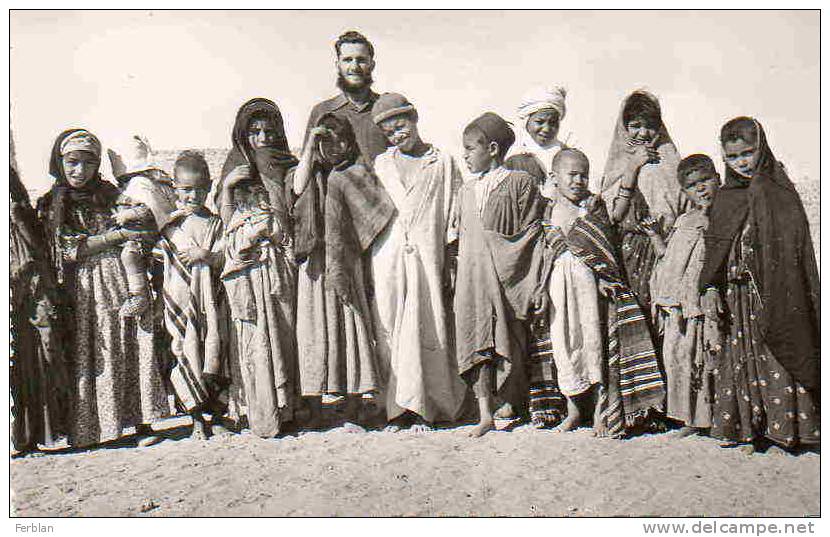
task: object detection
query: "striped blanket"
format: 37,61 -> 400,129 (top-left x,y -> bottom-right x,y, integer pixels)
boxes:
553,198 -> 665,437
525,327 -> 566,428
156,212 -> 225,413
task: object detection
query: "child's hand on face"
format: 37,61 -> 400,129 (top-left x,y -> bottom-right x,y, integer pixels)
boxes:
626,139 -> 660,169
308,126 -> 329,141
180,247 -> 209,266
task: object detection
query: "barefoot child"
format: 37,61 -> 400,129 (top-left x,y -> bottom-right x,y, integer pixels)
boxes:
157,151 -> 228,440
540,148 -> 665,438
455,112 -> 547,437
540,149 -> 605,432
648,155 -> 720,437
108,135 -> 176,319
369,93 -> 467,432
505,153 -> 567,429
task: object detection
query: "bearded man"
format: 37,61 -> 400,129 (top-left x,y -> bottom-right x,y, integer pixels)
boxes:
302,30 -> 389,168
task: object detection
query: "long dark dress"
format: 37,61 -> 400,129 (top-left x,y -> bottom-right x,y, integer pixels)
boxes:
710,221 -> 820,447
10,166 -> 68,450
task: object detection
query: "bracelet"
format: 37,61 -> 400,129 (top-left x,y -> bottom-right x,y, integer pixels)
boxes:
616,190 -> 633,200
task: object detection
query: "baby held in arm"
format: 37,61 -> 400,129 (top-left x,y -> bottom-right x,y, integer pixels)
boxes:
108,136 -> 176,319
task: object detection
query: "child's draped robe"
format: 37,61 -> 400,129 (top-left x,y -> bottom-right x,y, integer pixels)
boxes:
544,198 -> 604,397
454,168 -> 547,398
293,161 -> 395,397
157,210 -> 225,413
545,198 -> 665,436
650,209 -> 712,428
371,146 -> 467,423
222,206 -> 297,437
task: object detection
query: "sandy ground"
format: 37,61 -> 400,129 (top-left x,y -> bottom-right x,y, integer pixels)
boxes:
10,417 -> 819,517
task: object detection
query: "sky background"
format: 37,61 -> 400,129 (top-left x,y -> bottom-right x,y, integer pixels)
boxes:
10,10 -> 819,197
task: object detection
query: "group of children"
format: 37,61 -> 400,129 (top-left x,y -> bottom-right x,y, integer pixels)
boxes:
10,82 -> 820,457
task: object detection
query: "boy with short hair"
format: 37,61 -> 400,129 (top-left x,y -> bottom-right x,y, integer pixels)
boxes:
539,147 -> 665,438
455,112 -> 546,437
157,150 -> 228,440
647,154 -> 720,437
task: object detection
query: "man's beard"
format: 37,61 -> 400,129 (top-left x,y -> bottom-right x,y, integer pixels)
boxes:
337,72 -> 373,94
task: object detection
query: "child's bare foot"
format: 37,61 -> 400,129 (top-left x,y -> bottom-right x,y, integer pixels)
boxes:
593,421 -> 609,438
555,397 -> 582,433
384,413 -> 410,433
764,444 -> 789,457
554,414 -> 581,433
342,422 -> 366,433
739,443 -> 756,456
210,422 -> 233,437
468,417 -> 495,438
136,424 -> 163,447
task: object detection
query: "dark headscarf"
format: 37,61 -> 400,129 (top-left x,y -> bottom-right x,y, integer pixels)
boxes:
38,129 -> 120,284
699,118 -> 820,394
217,98 -> 300,209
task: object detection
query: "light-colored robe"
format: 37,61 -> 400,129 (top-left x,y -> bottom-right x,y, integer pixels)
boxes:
371,146 -> 467,423
545,199 -> 603,397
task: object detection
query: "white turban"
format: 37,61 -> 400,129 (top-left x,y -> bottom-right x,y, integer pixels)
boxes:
517,86 -> 567,121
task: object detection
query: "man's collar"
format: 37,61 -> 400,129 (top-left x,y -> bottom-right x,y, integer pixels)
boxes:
330,90 -> 379,113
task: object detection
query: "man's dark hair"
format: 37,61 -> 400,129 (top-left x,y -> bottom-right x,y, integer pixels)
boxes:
335,30 -> 375,58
